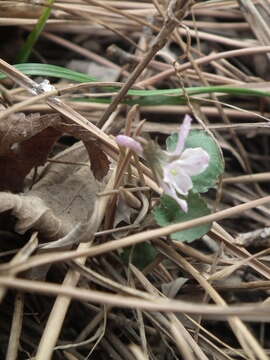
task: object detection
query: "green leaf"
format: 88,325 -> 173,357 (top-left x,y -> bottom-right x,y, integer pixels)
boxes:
17,0 -> 55,63
2,64 -> 270,100
154,193 -> 211,243
122,242 -> 157,269
166,130 -> 224,193
5,63 -> 97,83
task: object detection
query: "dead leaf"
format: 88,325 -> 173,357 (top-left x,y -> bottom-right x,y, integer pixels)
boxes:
0,143 -> 101,241
0,113 -> 59,154
0,192 -> 63,239
29,142 -> 101,239
114,195 -> 137,228
84,140 -> 110,181
0,127 -> 61,192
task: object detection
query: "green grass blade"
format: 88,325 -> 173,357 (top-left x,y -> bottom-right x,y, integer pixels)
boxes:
7,63 -> 97,83
16,0 -> 55,63
1,63 -> 270,106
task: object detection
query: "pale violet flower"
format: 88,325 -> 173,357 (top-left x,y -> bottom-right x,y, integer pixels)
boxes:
161,115 -> 209,212
115,115 -> 210,212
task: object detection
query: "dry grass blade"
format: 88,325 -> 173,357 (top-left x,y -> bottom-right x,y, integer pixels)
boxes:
0,194 -> 269,276
137,45 -> 270,87
208,248 -> 270,282
156,241 -> 268,360
0,232 -> 38,303
1,276 -> 270,320
129,345 -> 148,360
169,317 -> 196,360
211,224 -> 270,280
238,0 -> 270,48
5,293 -> 24,360
130,265 -> 208,360
35,171 -> 116,360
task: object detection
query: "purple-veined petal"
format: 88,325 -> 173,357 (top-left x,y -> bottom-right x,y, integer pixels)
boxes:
163,160 -> 193,195
171,114 -> 192,156
162,182 -> 188,212
178,148 -> 209,176
115,135 -> 143,155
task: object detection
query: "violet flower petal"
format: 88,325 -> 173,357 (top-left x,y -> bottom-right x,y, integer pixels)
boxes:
178,148 -> 210,176
116,135 -> 143,155
162,182 -> 188,212
171,114 -> 192,156
163,160 -> 193,195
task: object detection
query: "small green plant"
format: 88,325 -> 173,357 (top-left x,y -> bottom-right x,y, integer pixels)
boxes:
117,115 -> 224,267
152,115 -> 224,242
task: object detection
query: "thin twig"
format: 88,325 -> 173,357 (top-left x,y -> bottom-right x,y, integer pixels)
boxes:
97,0 -> 192,127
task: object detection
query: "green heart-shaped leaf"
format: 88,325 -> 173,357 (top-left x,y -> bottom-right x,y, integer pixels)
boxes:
154,193 -> 211,243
